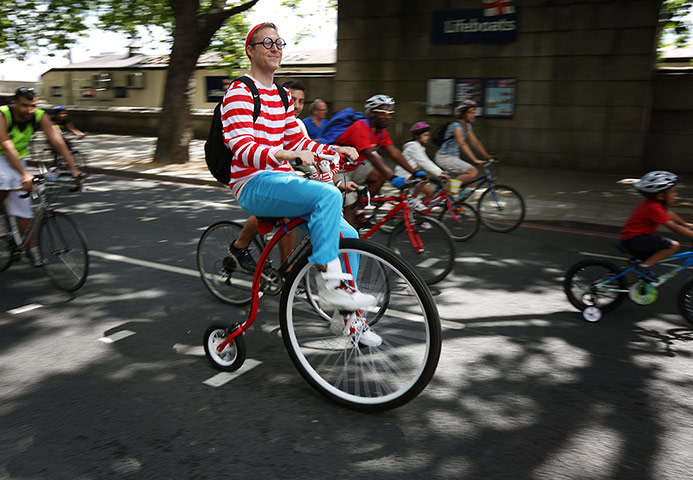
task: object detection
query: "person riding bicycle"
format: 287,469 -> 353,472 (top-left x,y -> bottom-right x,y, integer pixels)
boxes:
0,87 -> 82,266
434,100 -> 493,201
397,122 -> 449,205
621,170 -> 693,282
222,23 -> 379,345
332,94 -> 426,224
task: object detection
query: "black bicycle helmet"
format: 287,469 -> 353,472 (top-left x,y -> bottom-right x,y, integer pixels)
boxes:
634,170 -> 678,193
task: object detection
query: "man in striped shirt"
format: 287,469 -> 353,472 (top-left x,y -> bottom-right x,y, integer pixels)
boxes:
221,23 -> 379,343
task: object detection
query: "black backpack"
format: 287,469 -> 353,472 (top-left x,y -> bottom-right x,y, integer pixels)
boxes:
204,76 -> 289,185
432,121 -> 454,147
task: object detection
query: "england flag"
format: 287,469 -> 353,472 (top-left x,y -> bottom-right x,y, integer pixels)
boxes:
483,0 -> 516,16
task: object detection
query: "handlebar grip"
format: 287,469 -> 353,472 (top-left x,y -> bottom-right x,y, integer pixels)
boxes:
290,158 -> 303,167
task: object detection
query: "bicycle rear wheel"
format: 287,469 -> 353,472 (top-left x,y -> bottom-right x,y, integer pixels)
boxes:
477,184 -> 525,233
280,238 -> 441,412
564,258 -> 626,314
387,214 -> 456,285
438,200 -> 480,242
0,234 -> 14,272
38,211 -> 89,291
196,220 -> 264,306
677,277 -> 693,326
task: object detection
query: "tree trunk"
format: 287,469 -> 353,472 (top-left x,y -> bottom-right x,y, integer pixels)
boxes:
153,0 -> 260,164
153,29 -> 200,164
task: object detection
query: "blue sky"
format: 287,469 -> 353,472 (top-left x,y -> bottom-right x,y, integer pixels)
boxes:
2,0 -> 337,81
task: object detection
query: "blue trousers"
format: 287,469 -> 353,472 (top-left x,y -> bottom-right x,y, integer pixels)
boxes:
238,172 -> 358,272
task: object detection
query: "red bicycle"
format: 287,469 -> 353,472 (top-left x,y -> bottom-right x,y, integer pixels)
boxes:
201,154 -> 442,412
352,178 -> 456,285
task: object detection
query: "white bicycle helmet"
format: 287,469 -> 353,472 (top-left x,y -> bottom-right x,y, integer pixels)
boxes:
364,94 -> 395,113
634,170 -> 678,193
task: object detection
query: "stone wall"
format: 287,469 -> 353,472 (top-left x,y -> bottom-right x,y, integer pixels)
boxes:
334,0 -> 664,173
646,71 -> 693,173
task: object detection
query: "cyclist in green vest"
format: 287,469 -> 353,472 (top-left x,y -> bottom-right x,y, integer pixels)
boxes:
0,87 -> 82,266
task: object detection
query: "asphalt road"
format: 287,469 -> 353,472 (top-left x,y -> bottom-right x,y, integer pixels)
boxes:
1,175 -> 692,479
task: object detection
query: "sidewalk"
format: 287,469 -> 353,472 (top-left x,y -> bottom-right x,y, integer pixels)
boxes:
32,133 -> 692,229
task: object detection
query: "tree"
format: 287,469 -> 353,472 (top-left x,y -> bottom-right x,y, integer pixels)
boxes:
659,0 -> 693,48
0,0 -> 262,164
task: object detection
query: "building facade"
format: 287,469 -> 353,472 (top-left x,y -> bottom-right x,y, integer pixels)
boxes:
333,0 -> 679,173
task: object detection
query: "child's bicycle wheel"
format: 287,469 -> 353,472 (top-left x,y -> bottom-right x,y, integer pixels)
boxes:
203,324 -> 247,372
677,277 -> 693,326
280,238 -> 441,412
564,258 -> 627,319
438,200 -> 480,242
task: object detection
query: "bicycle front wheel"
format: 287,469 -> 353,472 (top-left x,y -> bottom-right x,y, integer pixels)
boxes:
564,259 -> 626,314
38,211 -> 89,291
438,201 -> 480,242
280,238 -> 441,412
477,184 -> 525,233
388,214 -> 456,285
196,220 -> 264,306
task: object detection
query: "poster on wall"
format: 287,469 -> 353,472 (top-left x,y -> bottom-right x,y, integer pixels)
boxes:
425,78 -> 455,115
484,78 -> 516,118
455,78 -> 484,116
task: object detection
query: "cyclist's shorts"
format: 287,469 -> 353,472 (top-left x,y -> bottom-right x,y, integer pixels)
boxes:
621,235 -> 673,258
345,162 -> 374,185
0,155 -> 34,219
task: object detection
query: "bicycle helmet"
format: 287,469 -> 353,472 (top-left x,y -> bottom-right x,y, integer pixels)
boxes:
364,94 -> 395,113
52,105 -> 66,113
455,99 -> 477,115
410,122 -> 430,135
634,170 -> 678,193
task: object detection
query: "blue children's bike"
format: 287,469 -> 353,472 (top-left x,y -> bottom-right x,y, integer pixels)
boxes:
564,245 -> 693,325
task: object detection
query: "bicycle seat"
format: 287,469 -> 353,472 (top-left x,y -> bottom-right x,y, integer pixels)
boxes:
256,217 -> 287,235
616,242 -> 650,261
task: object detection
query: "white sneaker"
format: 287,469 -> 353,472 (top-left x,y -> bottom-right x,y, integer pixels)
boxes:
317,259 -> 376,311
329,312 -> 382,347
345,312 -> 382,347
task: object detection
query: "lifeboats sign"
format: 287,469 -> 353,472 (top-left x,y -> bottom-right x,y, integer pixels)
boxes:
433,1 -> 518,44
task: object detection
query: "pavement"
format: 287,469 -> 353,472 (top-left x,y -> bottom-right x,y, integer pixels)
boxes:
28,133 -> 693,229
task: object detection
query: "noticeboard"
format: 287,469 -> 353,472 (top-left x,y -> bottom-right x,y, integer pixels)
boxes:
426,77 -> 516,118
484,78 -> 516,118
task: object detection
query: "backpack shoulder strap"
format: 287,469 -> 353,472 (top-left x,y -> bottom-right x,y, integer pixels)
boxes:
273,81 -> 289,112
233,75 -> 261,122
0,105 -> 12,131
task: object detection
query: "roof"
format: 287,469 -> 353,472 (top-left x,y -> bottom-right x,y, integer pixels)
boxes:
44,49 -> 335,72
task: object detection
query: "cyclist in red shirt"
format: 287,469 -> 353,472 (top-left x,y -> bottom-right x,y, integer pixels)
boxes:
334,94 -> 425,224
621,170 -> 693,281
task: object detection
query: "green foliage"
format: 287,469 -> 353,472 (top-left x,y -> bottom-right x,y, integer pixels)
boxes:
660,0 -> 693,48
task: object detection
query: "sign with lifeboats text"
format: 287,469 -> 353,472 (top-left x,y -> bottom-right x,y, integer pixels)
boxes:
432,2 -> 519,44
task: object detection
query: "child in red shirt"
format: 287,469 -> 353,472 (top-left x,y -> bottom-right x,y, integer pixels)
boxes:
621,170 -> 693,281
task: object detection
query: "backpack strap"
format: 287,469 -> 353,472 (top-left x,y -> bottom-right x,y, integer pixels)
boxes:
231,76 -> 289,123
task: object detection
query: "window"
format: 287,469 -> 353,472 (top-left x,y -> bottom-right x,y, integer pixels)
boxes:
51,86 -> 63,97
127,72 -> 146,89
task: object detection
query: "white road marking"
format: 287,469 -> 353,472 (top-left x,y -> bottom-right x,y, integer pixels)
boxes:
90,250 -> 199,277
203,359 -> 262,387
98,330 -> 136,343
8,303 -> 43,315
173,343 -> 205,356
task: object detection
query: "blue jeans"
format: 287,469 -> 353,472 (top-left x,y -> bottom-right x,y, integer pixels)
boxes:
238,172 -> 358,273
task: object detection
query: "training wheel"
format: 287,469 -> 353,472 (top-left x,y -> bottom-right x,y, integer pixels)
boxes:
582,306 -> 602,322
203,324 -> 247,371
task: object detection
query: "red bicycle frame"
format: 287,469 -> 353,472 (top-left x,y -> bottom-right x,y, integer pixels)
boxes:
357,192 -> 425,254
214,216 -> 353,353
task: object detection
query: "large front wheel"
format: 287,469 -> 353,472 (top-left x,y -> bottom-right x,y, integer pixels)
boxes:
38,211 -> 89,291
564,258 -> 626,315
280,238 -> 442,412
388,214 -> 456,285
477,184 -> 525,233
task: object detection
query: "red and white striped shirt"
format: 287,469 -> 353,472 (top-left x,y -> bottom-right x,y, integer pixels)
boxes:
221,75 -> 328,196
